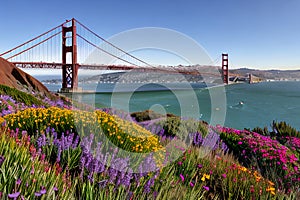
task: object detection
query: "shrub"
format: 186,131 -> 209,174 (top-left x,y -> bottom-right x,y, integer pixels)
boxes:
157,117 -> 208,139
272,121 -> 300,138
218,127 -> 300,192
131,110 -> 178,122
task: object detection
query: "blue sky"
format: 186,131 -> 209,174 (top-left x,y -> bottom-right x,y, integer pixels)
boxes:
0,0 -> 299,69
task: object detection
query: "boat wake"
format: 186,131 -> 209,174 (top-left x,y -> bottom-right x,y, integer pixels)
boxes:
229,101 -> 245,109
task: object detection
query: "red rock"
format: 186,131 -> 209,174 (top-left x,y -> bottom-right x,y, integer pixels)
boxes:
0,57 -> 50,95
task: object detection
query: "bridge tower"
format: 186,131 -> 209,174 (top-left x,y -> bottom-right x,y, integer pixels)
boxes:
61,18 -> 78,91
222,53 -> 229,84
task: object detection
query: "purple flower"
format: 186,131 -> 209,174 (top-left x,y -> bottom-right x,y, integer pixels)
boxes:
192,132 -> 203,146
98,180 -> 108,188
202,130 -> 220,149
0,155 -> 5,167
16,178 -> 21,185
108,168 -> 118,183
36,134 -> 47,148
35,187 -> 46,196
138,153 -> 158,174
121,169 -> 133,187
238,141 -> 243,145
221,142 -> 229,152
144,177 -> 155,194
35,192 -> 42,197
126,191 -> 133,200
8,192 -> 20,199
40,188 -> 46,194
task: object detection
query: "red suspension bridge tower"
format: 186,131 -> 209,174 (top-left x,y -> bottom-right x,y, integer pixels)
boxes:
222,53 -> 229,84
61,18 -> 79,91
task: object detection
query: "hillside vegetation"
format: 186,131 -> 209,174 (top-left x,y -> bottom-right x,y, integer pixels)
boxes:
0,85 -> 299,199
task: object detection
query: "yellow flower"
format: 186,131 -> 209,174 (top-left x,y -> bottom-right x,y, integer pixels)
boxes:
201,174 -> 210,181
239,166 -> 247,172
266,186 -> 276,195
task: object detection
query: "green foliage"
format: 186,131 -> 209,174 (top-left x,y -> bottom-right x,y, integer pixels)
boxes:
252,126 -> 270,136
272,121 -> 300,138
0,84 -> 45,106
220,131 -> 242,153
158,117 -> 208,138
0,132 -> 75,199
159,117 -> 181,137
252,121 -> 300,138
36,132 -> 82,175
131,110 -> 178,122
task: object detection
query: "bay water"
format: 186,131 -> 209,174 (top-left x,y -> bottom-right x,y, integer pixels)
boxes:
29,69 -> 300,131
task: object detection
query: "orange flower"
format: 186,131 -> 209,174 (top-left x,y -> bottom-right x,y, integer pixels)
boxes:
268,180 -> 275,186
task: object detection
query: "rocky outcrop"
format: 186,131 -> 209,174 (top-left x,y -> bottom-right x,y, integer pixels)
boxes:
0,57 -> 50,95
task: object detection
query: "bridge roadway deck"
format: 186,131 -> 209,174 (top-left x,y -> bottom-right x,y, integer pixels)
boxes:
12,62 -> 222,77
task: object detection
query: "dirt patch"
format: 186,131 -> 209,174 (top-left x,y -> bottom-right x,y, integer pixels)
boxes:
0,57 -> 50,96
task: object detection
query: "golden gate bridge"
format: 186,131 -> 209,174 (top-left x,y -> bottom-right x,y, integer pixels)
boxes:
0,18 -> 230,91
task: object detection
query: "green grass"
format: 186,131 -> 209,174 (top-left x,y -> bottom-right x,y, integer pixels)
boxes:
0,84 -> 45,106
0,130 -> 75,199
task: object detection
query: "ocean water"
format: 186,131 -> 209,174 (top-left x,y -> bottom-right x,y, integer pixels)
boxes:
32,71 -> 300,131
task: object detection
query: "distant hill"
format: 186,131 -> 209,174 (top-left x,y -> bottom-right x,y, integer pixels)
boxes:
0,57 -> 50,95
230,68 -> 300,81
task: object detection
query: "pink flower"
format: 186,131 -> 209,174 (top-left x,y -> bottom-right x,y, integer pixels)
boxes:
179,174 -> 185,182
189,182 -> 194,187
289,154 -> 298,162
178,161 -> 182,165
203,186 -> 210,191
222,173 -> 227,178
262,153 -> 269,158
250,185 -> 255,193
238,141 -> 243,145
294,166 -> 298,172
